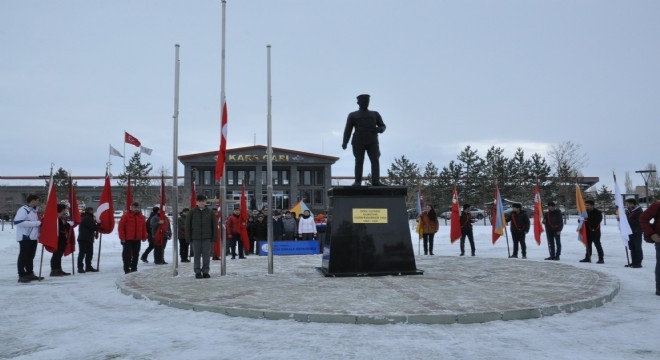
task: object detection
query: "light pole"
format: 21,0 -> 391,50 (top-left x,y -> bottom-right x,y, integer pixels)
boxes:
635,169 -> 657,208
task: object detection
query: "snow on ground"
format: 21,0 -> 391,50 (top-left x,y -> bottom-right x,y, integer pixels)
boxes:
0,217 -> 658,360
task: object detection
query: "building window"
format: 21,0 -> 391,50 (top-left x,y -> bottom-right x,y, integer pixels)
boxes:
227,171 -> 234,185
313,189 -> 323,206
203,170 -> 212,186
261,190 -> 290,210
281,170 -> 289,185
237,170 -> 245,184
315,170 -> 324,186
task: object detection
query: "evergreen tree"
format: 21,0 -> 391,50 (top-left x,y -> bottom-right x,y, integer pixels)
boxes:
595,185 -> 614,213
44,167 -> 78,203
421,161 -> 440,208
385,155 -> 421,207
482,146 -> 508,203
117,152 -> 154,208
456,145 -> 485,206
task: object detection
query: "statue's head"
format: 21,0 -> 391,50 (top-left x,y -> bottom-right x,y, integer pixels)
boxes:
357,94 -> 370,108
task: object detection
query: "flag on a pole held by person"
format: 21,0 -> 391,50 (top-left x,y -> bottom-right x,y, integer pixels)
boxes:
239,183 -> 250,252
39,175 -> 59,253
575,185 -> 588,246
96,173 -> 115,234
190,182 -> 197,209
154,174 -> 169,246
215,101 -> 228,181
449,186 -> 462,243
491,186 -> 506,244
533,183 -> 544,246
125,175 -> 133,213
109,145 -> 123,158
65,177 -> 81,256
613,172 -> 632,247
124,131 -> 141,147
415,188 -> 423,240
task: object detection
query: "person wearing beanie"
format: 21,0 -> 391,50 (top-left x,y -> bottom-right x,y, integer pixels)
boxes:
543,201 -> 564,261
141,206 -> 160,263
624,198 -> 643,268
50,203 -> 72,277
459,204 -> 477,256
580,200 -> 604,264
508,203 -> 530,259
77,207 -> 98,273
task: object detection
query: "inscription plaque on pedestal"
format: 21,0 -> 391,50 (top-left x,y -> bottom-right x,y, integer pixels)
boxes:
319,186 -> 422,277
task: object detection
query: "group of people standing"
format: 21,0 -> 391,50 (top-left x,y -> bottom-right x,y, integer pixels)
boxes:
15,195 -> 99,283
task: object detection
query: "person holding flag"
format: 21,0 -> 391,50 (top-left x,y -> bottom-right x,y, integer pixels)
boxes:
459,204 -> 477,256
226,207 -> 245,259
543,201 -> 564,261
77,207 -> 98,272
118,202 -> 148,274
639,200 -> 660,296
624,198 -> 644,268
417,205 -> 439,255
49,203 -> 73,276
507,203 -> 530,259
14,194 -> 43,283
177,208 -> 190,262
580,200 -> 604,264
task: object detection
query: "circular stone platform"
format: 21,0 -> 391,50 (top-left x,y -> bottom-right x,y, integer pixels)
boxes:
116,256 -> 619,325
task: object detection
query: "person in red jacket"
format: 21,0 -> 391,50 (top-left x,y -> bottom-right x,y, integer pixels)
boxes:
118,202 -> 148,274
639,200 -> 660,296
226,208 -> 244,259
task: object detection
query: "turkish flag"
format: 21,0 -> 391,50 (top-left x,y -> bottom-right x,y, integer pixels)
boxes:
124,131 -> 141,147
239,183 -> 250,252
215,101 -> 228,181
125,175 -> 133,213
190,182 -> 197,209
96,174 -> 115,234
533,183 -> 545,246
65,179 -> 81,256
39,178 -> 59,253
449,186 -> 462,243
154,175 -> 168,246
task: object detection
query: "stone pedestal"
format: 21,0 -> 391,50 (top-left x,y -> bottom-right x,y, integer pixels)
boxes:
319,186 -> 422,277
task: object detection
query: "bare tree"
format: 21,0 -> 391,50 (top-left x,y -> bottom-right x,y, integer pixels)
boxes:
547,141 -> 588,210
625,171 -> 634,193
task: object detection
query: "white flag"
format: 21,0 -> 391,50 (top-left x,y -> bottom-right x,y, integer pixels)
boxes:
140,146 -> 153,155
109,145 -> 124,158
614,172 -> 632,247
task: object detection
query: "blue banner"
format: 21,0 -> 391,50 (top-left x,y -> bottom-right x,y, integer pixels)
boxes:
257,240 -> 319,256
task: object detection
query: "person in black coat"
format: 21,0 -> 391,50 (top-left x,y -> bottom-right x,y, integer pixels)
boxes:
543,201 -> 564,261
77,207 -> 98,273
624,198 -> 644,268
459,204 -> 476,256
141,207 -> 159,263
272,211 -> 284,241
507,203 -> 530,259
580,200 -> 604,264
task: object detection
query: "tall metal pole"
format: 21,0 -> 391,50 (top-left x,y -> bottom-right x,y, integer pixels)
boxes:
171,44 -> 181,276
267,44 -> 274,274
220,0 -> 227,276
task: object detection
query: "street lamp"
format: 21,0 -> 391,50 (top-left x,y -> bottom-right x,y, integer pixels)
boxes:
635,169 -> 657,208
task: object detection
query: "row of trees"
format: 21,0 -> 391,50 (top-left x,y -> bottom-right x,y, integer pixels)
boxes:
381,141 -> 618,213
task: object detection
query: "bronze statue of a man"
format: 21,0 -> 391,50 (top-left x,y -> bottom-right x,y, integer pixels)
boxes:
342,94 -> 386,186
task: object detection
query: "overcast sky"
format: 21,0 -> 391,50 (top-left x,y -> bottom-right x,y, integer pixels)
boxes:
1,0 -> 658,190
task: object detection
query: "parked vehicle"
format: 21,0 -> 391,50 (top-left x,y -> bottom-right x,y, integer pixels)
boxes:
440,207 -> 485,220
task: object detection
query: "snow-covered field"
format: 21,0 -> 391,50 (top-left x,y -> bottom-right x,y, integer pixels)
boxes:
1,217 -> 658,360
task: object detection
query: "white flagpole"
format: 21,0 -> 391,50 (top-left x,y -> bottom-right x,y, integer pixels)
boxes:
220,0 -> 227,276
267,44 -> 274,274
171,44 -> 181,276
